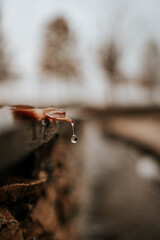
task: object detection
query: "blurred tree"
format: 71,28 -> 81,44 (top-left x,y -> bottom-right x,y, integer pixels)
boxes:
41,17 -> 79,79
0,15 -> 11,81
139,41 -> 160,104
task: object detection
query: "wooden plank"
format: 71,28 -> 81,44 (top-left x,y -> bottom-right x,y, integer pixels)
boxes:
0,107 -> 58,171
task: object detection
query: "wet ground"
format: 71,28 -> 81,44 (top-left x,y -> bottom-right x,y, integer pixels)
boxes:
64,119 -> 160,240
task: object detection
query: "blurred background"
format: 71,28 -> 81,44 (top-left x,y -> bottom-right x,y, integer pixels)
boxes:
1,0 -> 160,239
1,0 -> 160,107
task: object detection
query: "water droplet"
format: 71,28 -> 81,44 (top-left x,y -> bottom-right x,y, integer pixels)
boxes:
71,122 -> 78,143
71,134 -> 78,143
42,118 -> 50,127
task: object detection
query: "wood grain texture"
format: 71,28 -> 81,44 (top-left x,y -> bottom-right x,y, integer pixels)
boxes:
0,107 -> 58,172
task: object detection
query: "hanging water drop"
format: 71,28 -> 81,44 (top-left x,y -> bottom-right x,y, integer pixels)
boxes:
71,122 -> 78,143
71,135 -> 78,143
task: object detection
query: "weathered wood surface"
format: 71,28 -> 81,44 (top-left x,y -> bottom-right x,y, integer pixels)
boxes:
0,108 -> 80,240
0,107 -> 58,172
